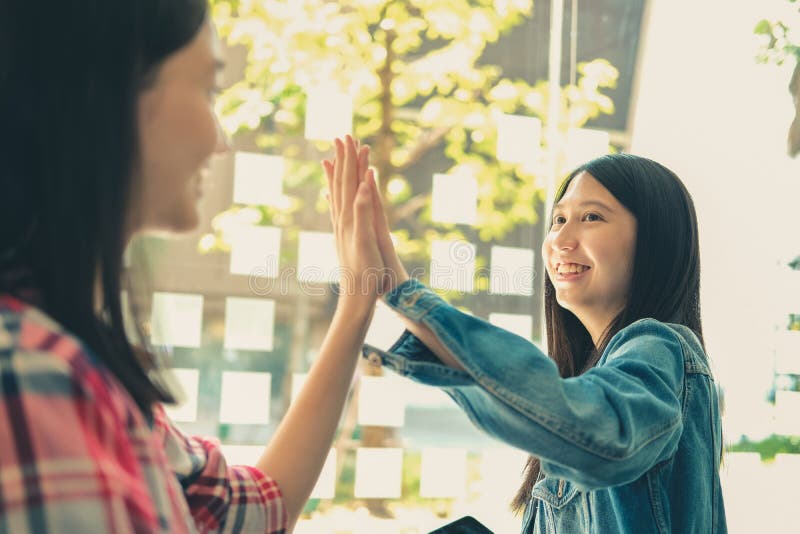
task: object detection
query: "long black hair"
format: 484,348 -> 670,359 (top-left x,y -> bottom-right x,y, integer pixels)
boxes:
0,0 -> 208,414
512,153 -> 704,511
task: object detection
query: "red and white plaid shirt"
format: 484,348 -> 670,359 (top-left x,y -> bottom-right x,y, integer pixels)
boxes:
0,295 -> 287,533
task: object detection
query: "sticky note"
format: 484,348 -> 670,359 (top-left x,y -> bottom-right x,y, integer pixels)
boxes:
219,371 -> 271,425
163,368 -> 200,423
431,173 -> 478,225
310,449 -> 337,499
233,152 -> 285,207
305,86 -> 353,141
565,127 -> 610,171
365,301 -> 406,349
224,297 -> 275,352
420,448 -> 467,498
490,246 -> 535,296
297,231 -> 339,284
354,448 -> 403,498
358,375 -> 406,427
430,240 -> 475,292
229,225 -> 281,278
150,292 -> 203,348
496,113 -> 541,166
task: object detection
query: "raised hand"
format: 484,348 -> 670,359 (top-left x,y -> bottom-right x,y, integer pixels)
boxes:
367,165 -> 410,294
322,135 -> 383,311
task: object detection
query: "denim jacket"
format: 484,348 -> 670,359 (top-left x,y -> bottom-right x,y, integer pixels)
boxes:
363,280 -> 726,534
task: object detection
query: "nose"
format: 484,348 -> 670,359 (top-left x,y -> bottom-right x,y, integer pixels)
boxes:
214,114 -> 231,154
550,222 -> 578,252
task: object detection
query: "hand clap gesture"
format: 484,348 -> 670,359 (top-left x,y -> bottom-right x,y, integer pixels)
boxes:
323,136 -> 383,312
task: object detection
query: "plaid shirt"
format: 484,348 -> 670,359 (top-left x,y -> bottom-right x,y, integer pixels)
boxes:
0,295 -> 287,533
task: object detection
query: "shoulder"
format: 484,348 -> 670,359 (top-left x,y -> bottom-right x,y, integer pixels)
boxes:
0,296 -> 127,411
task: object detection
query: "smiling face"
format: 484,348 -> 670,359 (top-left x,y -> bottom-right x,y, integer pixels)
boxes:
132,19 -> 229,235
542,172 -> 638,339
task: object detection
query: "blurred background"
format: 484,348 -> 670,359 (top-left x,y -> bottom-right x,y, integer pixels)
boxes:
129,0 -> 800,531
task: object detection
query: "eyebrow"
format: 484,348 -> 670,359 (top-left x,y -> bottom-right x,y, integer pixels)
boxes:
552,200 -> 614,213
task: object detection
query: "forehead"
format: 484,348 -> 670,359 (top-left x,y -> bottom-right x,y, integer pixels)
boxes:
556,172 -> 617,207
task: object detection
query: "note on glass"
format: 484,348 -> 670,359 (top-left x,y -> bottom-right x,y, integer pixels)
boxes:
490,246 -> 535,296
310,449 -> 337,499
229,225 -> 281,278
774,267 -> 800,316
430,240 -> 475,293
358,375 -> 406,428
480,448 -> 529,492
774,330 -> 800,375
220,445 -> 263,466
297,231 -> 339,284
364,300 -> 405,350
354,448 -> 403,499
232,152 -> 285,207
304,86 -> 353,141
431,173 -> 478,225
163,368 -> 200,423
150,292 -> 203,348
496,113 -> 541,166
290,373 -> 308,405
419,448 -> 467,498
219,371 -> 271,425
774,390 -> 800,436
565,127 -> 610,172
224,297 -> 275,352
489,313 -> 534,342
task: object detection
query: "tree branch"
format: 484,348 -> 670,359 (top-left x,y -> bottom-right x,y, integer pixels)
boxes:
397,125 -> 452,172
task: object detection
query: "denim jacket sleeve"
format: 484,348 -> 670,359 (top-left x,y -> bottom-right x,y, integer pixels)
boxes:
363,280 -> 685,491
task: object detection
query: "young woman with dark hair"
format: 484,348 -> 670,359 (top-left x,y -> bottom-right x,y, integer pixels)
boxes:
325,149 -> 726,532
0,2 -> 381,532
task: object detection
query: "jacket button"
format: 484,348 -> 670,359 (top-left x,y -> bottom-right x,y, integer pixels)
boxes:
367,352 -> 382,366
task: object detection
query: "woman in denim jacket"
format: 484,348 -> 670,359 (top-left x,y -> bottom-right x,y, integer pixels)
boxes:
325,149 -> 726,533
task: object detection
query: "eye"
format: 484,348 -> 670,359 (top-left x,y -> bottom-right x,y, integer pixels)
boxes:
583,212 -> 603,222
552,214 -> 566,225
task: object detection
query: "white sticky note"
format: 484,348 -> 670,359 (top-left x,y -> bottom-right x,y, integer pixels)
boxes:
430,240 -> 475,292
358,375 -> 406,428
163,368 -> 200,423
310,449 -> 337,499
420,448 -> 467,498
305,86 -> 353,141
219,371 -> 271,425
233,152 -> 285,207
775,268 -> 800,315
354,448 -> 403,498
774,330 -> 800,375
229,225 -> 281,278
291,373 -> 309,405
365,301 -> 405,349
431,173 -> 478,225
490,246 -> 535,296
774,390 -> 800,436
297,231 -> 339,283
224,297 -> 275,352
150,292 -> 204,348
489,313 -> 534,342
220,445 -> 263,466
565,127 -> 610,171
480,448 -> 529,490
496,113 -> 541,166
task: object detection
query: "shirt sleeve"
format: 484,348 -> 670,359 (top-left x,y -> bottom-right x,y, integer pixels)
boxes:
152,405 -> 287,534
0,325 -> 172,533
365,279 -> 686,491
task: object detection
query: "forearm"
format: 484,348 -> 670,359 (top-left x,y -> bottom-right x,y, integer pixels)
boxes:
394,313 -> 465,371
255,302 -> 372,528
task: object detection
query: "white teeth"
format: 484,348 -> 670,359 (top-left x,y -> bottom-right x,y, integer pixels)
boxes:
557,263 -> 589,274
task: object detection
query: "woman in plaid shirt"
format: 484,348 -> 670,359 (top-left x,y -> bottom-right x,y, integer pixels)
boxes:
0,1 -> 382,532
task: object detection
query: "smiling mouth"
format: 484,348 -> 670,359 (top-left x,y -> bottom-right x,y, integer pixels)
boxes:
555,263 -> 591,275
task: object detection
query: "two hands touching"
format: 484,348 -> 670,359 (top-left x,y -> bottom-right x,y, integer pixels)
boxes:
322,135 -> 409,313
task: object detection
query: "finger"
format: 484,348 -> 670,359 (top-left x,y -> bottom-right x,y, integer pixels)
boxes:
341,135 -> 358,221
322,159 -> 336,221
353,176 -> 376,244
357,145 -> 370,184
333,138 -> 344,219
370,169 -> 393,250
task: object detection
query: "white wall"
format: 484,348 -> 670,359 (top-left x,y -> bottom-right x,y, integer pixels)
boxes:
630,0 -> 800,440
